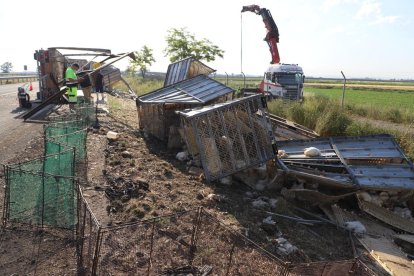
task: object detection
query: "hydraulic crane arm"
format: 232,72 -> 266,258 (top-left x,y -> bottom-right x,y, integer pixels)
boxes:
242,4 -> 280,64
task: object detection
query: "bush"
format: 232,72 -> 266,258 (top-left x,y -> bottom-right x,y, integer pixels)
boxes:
315,108 -> 351,136
385,108 -> 403,123
267,99 -> 287,118
345,121 -> 384,136
287,102 -> 306,126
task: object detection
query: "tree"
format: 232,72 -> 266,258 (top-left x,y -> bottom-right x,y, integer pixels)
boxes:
1,62 -> 13,73
128,46 -> 156,78
164,28 -> 224,63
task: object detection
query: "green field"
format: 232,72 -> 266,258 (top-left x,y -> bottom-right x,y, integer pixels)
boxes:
305,87 -> 414,110
305,79 -> 414,87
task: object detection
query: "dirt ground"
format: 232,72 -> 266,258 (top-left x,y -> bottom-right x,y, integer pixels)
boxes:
0,92 -> 388,275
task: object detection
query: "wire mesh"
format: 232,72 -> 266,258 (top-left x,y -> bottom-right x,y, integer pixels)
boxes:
5,168 -> 77,228
77,191 -> 101,275
45,126 -> 87,162
77,208 -> 289,275
180,96 -> 276,181
2,103 -> 90,229
95,211 -> 197,275
48,102 -> 96,127
194,210 -> 288,276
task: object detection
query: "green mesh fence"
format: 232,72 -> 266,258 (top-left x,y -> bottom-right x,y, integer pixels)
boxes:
6,169 -> 76,228
4,149 -> 77,228
48,103 -> 96,127
6,156 -> 44,172
45,129 -> 87,162
2,103 -> 93,229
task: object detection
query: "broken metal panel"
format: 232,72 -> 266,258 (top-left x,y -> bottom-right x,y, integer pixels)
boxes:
267,113 -> 319,141
178,95 -> 275,182
358,199 -> 414,234
164,58 -> 216,87
278,134 -> 414,190
100,67 -> 122,88
349,165 -> 414,190
139,75 -> 233,104
332,135 -> 405,160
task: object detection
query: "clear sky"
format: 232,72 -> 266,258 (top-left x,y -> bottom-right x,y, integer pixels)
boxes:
0,0 -> 413,79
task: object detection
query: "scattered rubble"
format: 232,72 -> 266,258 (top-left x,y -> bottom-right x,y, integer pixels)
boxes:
175,151 -> 189,161
106,131 -> 119,140
344,221 -> 367,235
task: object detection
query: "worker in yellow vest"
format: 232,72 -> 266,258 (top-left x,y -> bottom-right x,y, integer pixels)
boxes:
65,63 -> 81,107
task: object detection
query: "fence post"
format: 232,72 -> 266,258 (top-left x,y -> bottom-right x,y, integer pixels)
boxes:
189,207 -> 203,265
2,165 -> 9,226
225,240 -> 237,276
341,71 -> 346,108
91,227 -> 103,275
147,220 -> 156,276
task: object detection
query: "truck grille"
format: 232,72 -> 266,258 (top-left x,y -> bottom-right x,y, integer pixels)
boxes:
284,88 -> 301,100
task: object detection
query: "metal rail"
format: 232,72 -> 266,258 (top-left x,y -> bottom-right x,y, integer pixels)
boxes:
0,75 -> 38,84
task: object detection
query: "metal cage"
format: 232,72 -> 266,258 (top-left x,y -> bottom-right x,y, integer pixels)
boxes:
179,95 -> 276,181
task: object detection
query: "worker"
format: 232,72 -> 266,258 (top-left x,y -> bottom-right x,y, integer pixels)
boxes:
93,62 -> 105,103
65,63 -> 82,107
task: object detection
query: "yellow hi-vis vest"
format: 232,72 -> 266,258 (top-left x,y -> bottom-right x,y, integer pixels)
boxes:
65,67 -> 78,103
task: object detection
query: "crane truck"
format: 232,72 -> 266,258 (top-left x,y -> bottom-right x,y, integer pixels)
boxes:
241,5 -> 305,101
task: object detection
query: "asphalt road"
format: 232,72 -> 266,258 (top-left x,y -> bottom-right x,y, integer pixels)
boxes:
0,82 -> 43,164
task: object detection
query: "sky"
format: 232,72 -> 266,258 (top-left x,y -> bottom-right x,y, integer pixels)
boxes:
0,0 -> 413,79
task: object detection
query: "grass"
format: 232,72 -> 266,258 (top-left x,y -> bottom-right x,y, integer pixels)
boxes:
305,87 -> 414,124
108,96 -> 122,111
114,75 -> 164,97
305,79 -> 414,87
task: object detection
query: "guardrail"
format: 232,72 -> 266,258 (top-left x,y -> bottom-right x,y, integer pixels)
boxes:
0,75 -> 38,84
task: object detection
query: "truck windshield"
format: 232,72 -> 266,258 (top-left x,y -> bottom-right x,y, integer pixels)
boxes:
273,73 -> 303,85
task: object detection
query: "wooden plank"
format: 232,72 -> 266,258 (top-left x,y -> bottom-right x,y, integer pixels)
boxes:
359,236 -> 414,276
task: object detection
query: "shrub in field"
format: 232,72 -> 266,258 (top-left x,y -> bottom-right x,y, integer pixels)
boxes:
395,131 -> 414,161
345,104 -> 367,117
315,107 -> 351,136
345,121 -> 384,136
385,108 -> 403,123
267,99 -> 288,118
302,95 -> 331,129
287,102 -> 307,127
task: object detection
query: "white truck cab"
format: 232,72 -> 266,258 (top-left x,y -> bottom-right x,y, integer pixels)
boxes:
261,63 -> 305,100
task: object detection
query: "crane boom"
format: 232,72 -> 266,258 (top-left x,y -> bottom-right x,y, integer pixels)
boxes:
241,4 -> 280,64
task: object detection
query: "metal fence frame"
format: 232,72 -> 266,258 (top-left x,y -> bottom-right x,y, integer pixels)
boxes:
77,202 -> 290,275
